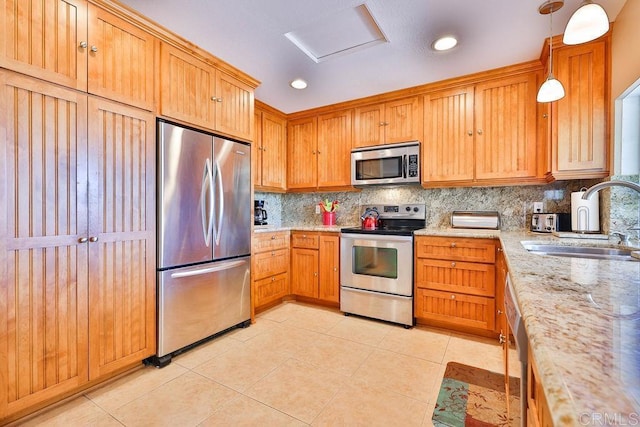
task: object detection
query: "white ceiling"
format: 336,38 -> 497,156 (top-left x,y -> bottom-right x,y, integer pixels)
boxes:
119,0 -> 627,114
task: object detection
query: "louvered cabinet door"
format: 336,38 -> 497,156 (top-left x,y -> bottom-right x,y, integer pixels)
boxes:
423,87 -> 475,184
86,97 -> 156,380
474,73 -> 538,180
0,71 -> 89,420
87,5 -> 156,111
0,0 -> 88,91
317,109 -> 353,188
215,70 -> 254,141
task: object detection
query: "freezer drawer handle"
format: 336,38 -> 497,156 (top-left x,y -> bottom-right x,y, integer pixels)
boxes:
170,259 -> 246,278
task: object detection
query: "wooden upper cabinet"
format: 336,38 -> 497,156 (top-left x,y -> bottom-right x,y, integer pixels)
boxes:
0,70 -> 90,419
354,97 -> 421,148
87,5 -> 156,111
215,70 -> 254,141
159,42 -> 254,141
160,42 -> 216,131
255,108 -> 287,191
552,39 -> 608,179
287,116 -> 318,189
0,1 -> 157,110
254,110 -> 263,187
87,97 -> 156,380
423,87 -> 475,184
0,0 -> 88,91
474,73 -> 538,181
317,109 -> 353,188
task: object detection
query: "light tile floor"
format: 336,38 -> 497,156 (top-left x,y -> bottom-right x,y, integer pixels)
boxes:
12,302 -> 521,426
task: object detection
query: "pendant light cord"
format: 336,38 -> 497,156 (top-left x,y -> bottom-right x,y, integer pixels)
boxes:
549,7 -> 553,75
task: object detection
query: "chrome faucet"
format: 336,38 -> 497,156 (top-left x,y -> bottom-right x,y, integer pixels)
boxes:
581,180 -> 640,199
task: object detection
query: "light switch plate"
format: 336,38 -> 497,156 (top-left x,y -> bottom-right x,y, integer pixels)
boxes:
315,205 -> 321,214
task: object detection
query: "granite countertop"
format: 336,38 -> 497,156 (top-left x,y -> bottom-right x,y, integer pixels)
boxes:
497,231 -> 640,426
254,225 -> 640,423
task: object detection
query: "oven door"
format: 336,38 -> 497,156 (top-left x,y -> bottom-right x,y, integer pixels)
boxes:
340,233 -> 413,296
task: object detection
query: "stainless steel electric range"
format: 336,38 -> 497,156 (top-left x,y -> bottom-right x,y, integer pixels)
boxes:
340,204 -> 426,327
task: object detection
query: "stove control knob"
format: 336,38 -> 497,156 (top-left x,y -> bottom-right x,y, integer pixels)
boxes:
405,206 -> 411,212
413,207 -> 419,212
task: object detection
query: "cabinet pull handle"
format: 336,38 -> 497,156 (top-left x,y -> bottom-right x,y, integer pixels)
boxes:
89,236 -> 99,243
79,41 -> 88,49
78,237 -> 88,243
451,262 -> 456,268
90,45 -> 98,53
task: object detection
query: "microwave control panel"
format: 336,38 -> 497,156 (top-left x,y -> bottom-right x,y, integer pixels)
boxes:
407,154 -> 418,178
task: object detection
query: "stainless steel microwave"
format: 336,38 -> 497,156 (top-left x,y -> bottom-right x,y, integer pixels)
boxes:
351,141 -> 420,186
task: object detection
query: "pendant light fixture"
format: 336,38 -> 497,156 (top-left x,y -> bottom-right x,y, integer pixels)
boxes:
537,0 -> 566,103
563,0 -> 609,45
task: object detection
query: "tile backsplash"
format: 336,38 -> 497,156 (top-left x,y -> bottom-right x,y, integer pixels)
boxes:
257,179 -> 605,231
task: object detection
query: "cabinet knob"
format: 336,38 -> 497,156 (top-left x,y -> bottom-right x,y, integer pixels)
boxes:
451,262 -> 456,268
317,150 -> 321,154
271,277 -> 275,282
271,251 -> 275,256
216,97 -> 223,103
379,122 -> 385,126
270,235 -> 276,240
79,41 -> 88,49
89,236 -> 99,243
497,247 -> 503,252
90,45 -> 98,53
451,294 -> 456,300
333,267 -> 338,272
477,129 -> 483,135
312,151 -> 316,155
263,147 -> 266,151
314,272 -> 318,277
497,309 -> 503,315
467,130 -> 473,136
78,237 -> 88,243
450,242 -> 456,248
543,113 -> 548,119
499,333 -> 507,344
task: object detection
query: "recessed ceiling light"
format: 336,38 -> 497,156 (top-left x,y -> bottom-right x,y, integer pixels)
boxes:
432,36 -> 458,51
290,79 -> 308,89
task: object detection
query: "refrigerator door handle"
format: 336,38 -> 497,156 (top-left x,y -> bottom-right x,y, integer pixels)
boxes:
200,158 -> 214,247
170,259 -> 246,279
213,160 -> 224,246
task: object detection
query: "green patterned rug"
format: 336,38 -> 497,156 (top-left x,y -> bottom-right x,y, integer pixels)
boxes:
432,362 -> 520,427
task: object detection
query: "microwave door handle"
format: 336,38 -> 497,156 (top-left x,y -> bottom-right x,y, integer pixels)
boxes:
403,154 -> 407,178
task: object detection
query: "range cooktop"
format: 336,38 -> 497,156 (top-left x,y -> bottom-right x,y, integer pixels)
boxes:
341,203 -> 426,236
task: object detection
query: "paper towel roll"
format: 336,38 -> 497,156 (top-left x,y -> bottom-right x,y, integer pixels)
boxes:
571,191 -> 600,232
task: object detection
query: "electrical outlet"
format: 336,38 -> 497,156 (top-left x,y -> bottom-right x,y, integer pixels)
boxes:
315,205 -> 321,214
533,202 -> 544,213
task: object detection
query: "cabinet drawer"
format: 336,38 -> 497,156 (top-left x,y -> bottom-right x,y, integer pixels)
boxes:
291,232 -> 320,249
253,231 -> 289,252
415,237 -> 496,263
254,273 -> 289,307
253,248 -> 289,280
415,289 -> 495,331
415,259 -> 495,297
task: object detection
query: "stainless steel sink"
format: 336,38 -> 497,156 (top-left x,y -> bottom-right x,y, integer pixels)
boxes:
521,242 -> 640,261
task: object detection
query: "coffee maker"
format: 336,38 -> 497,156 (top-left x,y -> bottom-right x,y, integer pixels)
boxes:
254,200 -> 268,225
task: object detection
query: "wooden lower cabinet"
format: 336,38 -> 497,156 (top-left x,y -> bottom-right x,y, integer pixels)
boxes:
415,236 -> 499,334
290,232 -> 340,304
0,71 -> 156,422
527,348 -> 553,427
252,231 -> 290,313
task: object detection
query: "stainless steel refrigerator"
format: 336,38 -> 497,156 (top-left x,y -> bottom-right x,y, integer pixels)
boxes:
153,120 -> 251,366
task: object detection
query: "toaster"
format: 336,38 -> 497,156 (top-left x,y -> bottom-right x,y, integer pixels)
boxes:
531,213 -> 571,233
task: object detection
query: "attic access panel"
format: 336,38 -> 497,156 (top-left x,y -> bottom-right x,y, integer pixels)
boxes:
285,4 -> 388,63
